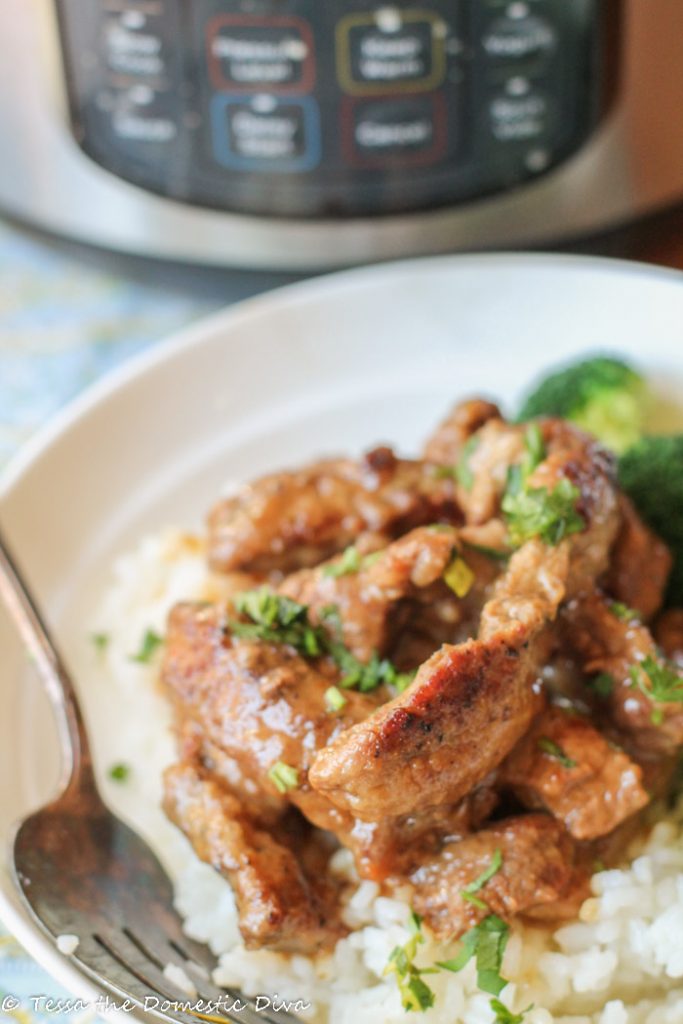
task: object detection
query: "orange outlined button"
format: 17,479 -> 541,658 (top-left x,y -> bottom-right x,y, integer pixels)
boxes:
336,10 -> 446,95
206,15 -> 315,94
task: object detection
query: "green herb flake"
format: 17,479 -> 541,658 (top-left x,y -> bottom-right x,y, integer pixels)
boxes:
230,588 -> 327,658
461,849 -> 503,910
502,477 -> 585,548
443,556 -> 475,598
463,542 -> 510,563
130,629 -> 163,664
590,672 -> 615,698
324,686 -> 347,713
91,632 -> 109,653
630,655 -> 683,709
490,998 -> 534,1024
437,914 -> 510,996
456,436 -> 480,491
522,423 -> 546,476
230,590 -> 411,696
323,546 -> 362,578
538,736 -> 577,770
384,910 -> 436,1013
109,763 -> 130,783
360,550 -> 384,569
268,761 -> 299,794
609,601 -> 639,623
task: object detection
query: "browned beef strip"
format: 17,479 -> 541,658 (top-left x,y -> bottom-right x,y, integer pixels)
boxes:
605,495 -> 672,621
561,591 -> 683,755
410,814 -> 584,939
307,540 -> 568,820
207,448 -> 460,574
423,399 -> 503,465
279,525 -> 500,663
163,760 -> 344,952
655,609 -> 683,667
499,705 -> 648,840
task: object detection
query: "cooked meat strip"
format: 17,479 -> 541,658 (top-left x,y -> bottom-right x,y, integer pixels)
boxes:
499,705 -> 648,840
348,785 -> 499,881
308,538 -> 567,820
207,448 -> 460,574
605,495 -> 672,620
309,425 -> 621,819
279,525 -> 500,663
656,610 -> 683,667
562,591 -> 683,754
410,814 -> 583,939
527,422 -> 620,595
161,601 -> 383,833
453,419 -> 528,524
163,760 -> 344,952
162,599 -> 499,885
423,399 -> 502,465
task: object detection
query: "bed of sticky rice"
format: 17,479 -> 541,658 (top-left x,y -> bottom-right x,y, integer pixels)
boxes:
88,529 -> 683,1024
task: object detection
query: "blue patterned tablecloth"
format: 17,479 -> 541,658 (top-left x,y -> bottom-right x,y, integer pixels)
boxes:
0,217 -> 233,1024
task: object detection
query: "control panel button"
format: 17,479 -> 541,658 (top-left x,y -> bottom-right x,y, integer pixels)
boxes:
206,16 -> 315,93
210,95 -> 321,172
336,11 -> 446,94
483,14 -> 557,62
102,9 -> 167,77
489,90 -> 549,141
342,94 -> 447,167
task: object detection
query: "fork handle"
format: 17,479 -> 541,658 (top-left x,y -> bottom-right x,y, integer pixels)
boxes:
0,524 -> 96,799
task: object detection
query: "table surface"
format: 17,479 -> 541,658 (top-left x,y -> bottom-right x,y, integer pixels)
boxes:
1,202 -> 683,1023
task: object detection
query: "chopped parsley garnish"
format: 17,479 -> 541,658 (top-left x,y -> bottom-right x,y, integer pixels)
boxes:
490,998 -> 533,1024
324,686 -> 347,713
109,763 -> 130,783
91,632 -> 109,652
230,589 -> 327,657
437,914 -> 510,996
334,646 -> 415,694
323,546 -> 362,578
610,600 -> 639,622
457,436 -> 480,491
268,761 -> 299,793
461,849 -> 503,910
630,655 -> 683,716
130,629 -> 163,664
443,555 -> 475,598
589,672 -> 615,698
229,591 -> 412,695
502,477 -> 584,548
538,737 -> 577,770
384,911 -> 436,1013
501,425 -> 583,547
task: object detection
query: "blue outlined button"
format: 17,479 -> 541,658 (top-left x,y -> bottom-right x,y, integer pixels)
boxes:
210,94 -> 321,172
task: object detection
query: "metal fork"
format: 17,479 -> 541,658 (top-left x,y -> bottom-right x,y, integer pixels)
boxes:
0,527 -> 302,1024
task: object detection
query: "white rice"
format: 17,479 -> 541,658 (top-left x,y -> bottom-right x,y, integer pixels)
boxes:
89,528 -> 683,1024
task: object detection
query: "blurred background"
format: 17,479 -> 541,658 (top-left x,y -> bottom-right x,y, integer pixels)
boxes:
4,0 -> 683,471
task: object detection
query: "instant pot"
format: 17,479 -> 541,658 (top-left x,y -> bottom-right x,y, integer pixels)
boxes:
1,0 -> 683,269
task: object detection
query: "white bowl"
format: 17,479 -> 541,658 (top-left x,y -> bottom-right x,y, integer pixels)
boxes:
2,253 -> 683,1017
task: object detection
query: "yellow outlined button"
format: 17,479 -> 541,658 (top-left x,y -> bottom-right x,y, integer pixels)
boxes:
336,10 -> 447,95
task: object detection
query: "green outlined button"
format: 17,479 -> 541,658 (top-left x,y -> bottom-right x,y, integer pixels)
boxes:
336,10 -> 447,95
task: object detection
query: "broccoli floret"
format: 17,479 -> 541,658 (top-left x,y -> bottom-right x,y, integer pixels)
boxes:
618,436 -> 683,607
517,356 -> 647,454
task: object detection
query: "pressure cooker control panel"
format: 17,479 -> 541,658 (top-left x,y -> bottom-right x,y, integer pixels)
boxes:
56,0 -> 611,218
